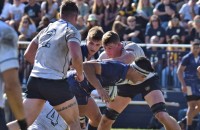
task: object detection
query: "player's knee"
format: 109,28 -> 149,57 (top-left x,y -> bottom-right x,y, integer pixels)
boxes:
151,102 -> 167,116
155,111 -> 169,123
104,107 -> 119,120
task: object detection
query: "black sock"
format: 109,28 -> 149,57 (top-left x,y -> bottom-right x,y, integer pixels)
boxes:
0,108 -> 8,130
186,125 -> 193,130
88,123 -> 97,130
17,119 -> 28,130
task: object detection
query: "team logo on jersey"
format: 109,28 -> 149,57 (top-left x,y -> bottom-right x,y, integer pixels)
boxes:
40,29 -> 56,48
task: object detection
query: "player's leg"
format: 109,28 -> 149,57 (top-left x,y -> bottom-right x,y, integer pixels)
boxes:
186,100 -> 200,130
2,69 -> 25,121
144,90 -> 181,130
7,98 -> 45,130
54,96 -> 81,130
98,95 -> 131,130
84,97 -> 102,130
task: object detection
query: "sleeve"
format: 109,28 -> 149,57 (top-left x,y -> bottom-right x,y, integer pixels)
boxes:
160,28 -> 166,37
145,27 -> 150,36
66,26 -> 81,45
124,43 -> 145,58
181,55 -> 189,66
0,48 -> 19,72
179,4 -> 186,14
98,51 -> 109,60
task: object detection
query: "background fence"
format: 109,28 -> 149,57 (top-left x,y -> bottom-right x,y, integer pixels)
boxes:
17,41 -> 191,91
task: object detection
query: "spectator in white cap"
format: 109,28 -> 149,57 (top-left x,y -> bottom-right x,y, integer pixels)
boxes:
81,14 -> 99,40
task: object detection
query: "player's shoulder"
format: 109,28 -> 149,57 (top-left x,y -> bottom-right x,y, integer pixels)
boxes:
98,51 -> 108,60
122,41 -> 140,50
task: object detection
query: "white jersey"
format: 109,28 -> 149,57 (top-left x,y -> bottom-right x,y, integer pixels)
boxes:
28,102 -> 67,130
30,19 -> 81,79
98,42 -> 145,60
98,42 -> 155,84
0,21 -> 19,108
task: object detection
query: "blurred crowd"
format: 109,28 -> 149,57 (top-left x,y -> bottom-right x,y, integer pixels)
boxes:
1,0 -> 200,44
1,0 -> 200,90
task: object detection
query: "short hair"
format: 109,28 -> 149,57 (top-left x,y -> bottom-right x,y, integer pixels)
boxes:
102,31 -> 120,46
191,39 -> 200,46
87,26 -> 104,41
60,0 -> 79,16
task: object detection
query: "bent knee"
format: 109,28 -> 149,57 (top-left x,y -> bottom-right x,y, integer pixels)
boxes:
101,116 -> 115,125
155,111 -> 169,122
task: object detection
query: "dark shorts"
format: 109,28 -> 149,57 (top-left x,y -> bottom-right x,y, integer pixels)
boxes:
117,75 -> 161,99
186,95 -> 200,102
67,71 -> 95,105
25,76 -> 74,106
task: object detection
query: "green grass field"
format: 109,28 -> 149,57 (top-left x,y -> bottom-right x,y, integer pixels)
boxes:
111,128 -> 155,130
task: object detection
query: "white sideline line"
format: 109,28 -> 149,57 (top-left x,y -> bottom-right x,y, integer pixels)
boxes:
94,99 -> 180,107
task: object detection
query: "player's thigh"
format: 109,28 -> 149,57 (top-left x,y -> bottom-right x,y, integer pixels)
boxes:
107,96 -> 131,113
54,96 -> 79,124
144,90 -> 165,107
23,98 -> 46,125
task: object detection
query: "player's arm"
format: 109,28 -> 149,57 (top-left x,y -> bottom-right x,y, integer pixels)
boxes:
198,66 -> 200,73
98,51 -> 134,64
83,61 -> 110,102
24,29 -> 45,65
177,64 -> 187,93
108,52 -> 135,64
68,41 -> 84,82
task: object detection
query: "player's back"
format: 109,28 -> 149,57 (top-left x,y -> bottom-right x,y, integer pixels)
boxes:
98,42 -> 145,61
31,19 -> 81,79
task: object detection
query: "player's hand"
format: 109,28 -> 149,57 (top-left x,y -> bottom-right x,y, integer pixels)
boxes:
75,73 -> 84,82
96,88 -> 110,103
181,86 -> 187,93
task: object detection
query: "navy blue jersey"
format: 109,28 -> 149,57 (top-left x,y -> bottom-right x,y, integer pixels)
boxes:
67,61 -> 129,105
181,52 -> 200,96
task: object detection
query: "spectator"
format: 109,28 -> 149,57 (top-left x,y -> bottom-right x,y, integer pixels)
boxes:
179,0 -> 199,26
167,35 -> 184,51
81,14 -> 99,40
153,0 -> 176,29
0,0 -> 12,21
104,0 -> 119,31
177,39 -> 200,130
147,35 -> 162,50
76,0 -> 89,22
123,16 -> 142,43
137,0 -> 154,21
112,20 -> 127,41
145,15 -> 166,44
190,15 -> 200,41
37,16 -> 50,32
41,0 -> 58,23
6,0 -> 25,31
18,15 -> 37,41
75,15 -> 86,33
91,0 -> 105,27
118,0 -> 135,23
24,0 -> 41,27
166,14 -> 185,43
185,20 -> 194,44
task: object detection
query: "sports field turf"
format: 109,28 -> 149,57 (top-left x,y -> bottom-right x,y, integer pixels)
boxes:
111,128 -> 155,130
